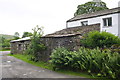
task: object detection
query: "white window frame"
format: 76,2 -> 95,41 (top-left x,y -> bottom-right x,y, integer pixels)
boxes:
103,17 -> 112,27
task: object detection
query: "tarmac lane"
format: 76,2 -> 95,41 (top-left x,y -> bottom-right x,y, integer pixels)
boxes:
1,51 -> 84,79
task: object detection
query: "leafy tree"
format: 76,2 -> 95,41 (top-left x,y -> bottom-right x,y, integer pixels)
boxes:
74,0 -> 108,16
0,37 -> 11,48
26,25 -> 45,62
22,32 -> 33,38
14,32 -> 20,40
1,36 -> 5,43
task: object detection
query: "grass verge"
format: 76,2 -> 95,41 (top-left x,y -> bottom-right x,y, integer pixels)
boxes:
8,53 -> 53,70
8,53 -> 105,79
0,49 -> 10,51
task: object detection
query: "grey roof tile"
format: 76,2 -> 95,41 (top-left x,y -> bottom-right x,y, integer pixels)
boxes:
67,7 -> 120,22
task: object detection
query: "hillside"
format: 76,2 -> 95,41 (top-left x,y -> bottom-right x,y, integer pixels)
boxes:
0,34 -> 14,40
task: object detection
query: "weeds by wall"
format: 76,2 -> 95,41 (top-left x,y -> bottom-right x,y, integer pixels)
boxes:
50,47 -> 120,79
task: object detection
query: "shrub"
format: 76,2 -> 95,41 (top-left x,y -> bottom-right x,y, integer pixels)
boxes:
25,25 -> 46,62
50,47 -> 120,79
81,31 -> 120,48
49,47 -> 70,69
110,44 -> 120,53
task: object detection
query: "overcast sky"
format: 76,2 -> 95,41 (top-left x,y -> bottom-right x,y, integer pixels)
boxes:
0,0 -> 119,36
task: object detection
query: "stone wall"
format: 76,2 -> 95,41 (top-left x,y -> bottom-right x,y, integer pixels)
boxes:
37,34 -> 82,61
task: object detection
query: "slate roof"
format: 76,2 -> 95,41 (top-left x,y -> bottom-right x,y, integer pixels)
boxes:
10,37 -> 30,43
67,7 -> 120,22
45,24 -> 100,37
10,24 -> 100,42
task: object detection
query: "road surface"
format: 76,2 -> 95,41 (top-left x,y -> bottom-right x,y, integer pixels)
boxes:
1,51 -> 86,79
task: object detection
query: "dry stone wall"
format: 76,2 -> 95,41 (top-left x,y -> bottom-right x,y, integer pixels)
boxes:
37,34 -> 82,61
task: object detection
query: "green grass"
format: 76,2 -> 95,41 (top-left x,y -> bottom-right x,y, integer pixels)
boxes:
8,54 -> 53,70
0,49 -> 10,51
8,53 -> 105,79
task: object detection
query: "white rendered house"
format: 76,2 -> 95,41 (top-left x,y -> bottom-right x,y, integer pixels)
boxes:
66,7 -> 120,37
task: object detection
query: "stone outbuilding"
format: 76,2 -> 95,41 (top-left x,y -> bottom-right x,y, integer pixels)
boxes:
10,24 -> 100,61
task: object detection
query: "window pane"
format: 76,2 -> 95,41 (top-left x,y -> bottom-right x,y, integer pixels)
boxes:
81,22 -> 84,26
108,18 -> 112,26
103,17 -> 112,27
103,19 -> 107,26
81,21 -> 88,26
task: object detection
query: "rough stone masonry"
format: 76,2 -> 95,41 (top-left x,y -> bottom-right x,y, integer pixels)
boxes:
10,24 -> 100,61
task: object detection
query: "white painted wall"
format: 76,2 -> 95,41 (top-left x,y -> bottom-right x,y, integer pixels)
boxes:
67,16 -> 101,27
67,21 -> 81,27
118,13 -> 120,37
101,13 -> 119,36
67,13 -> 119,37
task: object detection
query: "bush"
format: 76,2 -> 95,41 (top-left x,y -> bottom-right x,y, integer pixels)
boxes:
50,47 -> 70,69
110,44 -> 120,53
24,25 -> 46,62
81,31 -> 120,48
50,47 -> 120,79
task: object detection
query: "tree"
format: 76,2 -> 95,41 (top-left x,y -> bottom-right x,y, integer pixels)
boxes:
74,0 -> 108,16
26,25 -> 45,62
1,37 -> 5,43
14,32 -> 20,40
22,32 -> 33,38
0,37 -> 10,48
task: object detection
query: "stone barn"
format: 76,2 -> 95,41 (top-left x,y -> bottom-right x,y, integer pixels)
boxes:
10,37 -> 30,54
10,24 -> 100,61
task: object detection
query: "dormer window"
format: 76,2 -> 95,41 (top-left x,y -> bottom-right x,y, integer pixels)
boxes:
81,21 -> 88,26
103,17 -> 112,27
